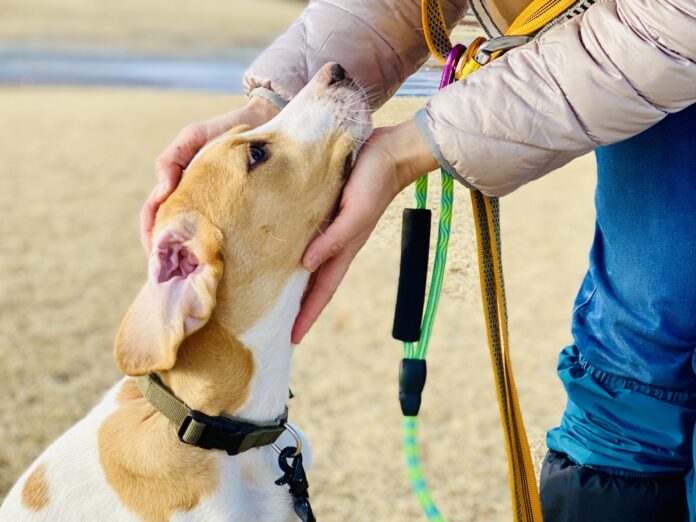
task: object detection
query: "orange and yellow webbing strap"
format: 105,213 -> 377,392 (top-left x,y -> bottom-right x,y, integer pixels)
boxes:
422,0 -> 453,63
420,0 -> 578,520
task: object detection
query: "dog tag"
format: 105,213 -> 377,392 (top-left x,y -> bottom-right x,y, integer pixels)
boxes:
275,446 -> 316,522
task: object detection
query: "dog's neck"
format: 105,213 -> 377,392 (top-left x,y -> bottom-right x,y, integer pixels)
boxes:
156,270 -> 309,422
233,270 -> 310,421
98,271 -> 311,518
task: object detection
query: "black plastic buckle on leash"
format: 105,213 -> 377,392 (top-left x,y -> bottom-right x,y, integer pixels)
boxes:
177,409 -> 287,456
275,446 -> 316,522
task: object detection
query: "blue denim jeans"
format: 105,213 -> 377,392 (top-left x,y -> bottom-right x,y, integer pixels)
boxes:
547,103 -> 696,519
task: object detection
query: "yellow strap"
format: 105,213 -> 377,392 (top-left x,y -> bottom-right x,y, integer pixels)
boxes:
457,27 -> 544,522
421,0 -> 452,63
507,0 -> 577,35
469,192 -> 543,522
421,0 -> 579,519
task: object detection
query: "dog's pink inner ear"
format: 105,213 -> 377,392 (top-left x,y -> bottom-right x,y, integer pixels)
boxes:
149,230 -> 217,337
156,238 -> 199,283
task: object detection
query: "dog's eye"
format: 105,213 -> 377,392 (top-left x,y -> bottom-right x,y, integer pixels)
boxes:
248,143 -> 267,168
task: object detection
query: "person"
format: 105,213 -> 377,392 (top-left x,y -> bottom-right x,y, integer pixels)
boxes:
140,1 -> 696,520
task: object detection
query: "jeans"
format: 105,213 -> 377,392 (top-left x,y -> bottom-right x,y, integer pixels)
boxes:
545,104 -> 696,520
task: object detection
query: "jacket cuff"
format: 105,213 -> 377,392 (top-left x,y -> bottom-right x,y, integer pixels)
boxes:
415,109 -> 473,189
247,87 -> 288,111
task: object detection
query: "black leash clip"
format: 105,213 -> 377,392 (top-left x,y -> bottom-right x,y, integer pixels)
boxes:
275,446 -> 316,522
399,358 -> 427,416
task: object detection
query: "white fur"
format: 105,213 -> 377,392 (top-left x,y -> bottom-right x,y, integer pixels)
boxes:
250,78 -> 371,149
0,272 -> 311,522
0,381 -> 138,521
237,270 -> 310,422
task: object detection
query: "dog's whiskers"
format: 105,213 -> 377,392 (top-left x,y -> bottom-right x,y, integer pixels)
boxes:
344,117 -> 368,124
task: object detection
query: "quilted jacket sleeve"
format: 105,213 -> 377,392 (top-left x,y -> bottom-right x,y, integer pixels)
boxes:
416,0 -> 696,195
243,0 -> 467,109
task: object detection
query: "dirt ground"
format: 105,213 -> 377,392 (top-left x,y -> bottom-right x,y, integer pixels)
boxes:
0,0 -> 599,519
0,87 -> 596,520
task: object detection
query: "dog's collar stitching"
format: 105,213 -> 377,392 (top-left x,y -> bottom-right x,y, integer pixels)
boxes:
136,374 -> 288,456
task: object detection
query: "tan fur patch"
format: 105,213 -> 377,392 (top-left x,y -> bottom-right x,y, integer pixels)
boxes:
99,380 -> 216,522
21,464 -> 49,511
160,318 -> 255,415
99,327 -> 254,522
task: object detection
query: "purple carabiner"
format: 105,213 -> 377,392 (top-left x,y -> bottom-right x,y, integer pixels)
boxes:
439,44 -> 467,90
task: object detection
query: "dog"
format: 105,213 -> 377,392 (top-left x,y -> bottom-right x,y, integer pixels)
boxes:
0,62 -> 371,522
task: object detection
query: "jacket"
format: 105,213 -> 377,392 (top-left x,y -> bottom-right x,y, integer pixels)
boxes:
243,0 -> 696,196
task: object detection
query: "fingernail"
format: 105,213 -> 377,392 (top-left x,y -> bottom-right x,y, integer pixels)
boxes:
306,255 -> 321,272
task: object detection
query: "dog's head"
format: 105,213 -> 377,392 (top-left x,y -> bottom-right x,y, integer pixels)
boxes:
115,63 -> 372,376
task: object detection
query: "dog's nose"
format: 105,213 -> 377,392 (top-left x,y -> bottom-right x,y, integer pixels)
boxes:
328,64 -> 346,85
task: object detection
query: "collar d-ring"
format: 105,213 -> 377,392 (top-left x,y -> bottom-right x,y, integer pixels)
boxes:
273,423 -> 303,457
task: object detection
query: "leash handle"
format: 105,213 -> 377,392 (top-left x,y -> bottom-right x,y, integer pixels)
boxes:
392,209 -> 432,343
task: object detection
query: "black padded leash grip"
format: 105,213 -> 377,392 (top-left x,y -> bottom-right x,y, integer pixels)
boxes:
392,208 -> 431,342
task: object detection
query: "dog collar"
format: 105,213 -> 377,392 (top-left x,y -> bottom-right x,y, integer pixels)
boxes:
136,374 -> 287,456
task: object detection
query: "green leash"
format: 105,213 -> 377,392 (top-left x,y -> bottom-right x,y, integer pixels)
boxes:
399,170 -> 453,521
403,172 -> 453,361
391,40 -> 459,522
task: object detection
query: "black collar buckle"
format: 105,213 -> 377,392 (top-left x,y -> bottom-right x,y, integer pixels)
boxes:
177,409 -> 287,456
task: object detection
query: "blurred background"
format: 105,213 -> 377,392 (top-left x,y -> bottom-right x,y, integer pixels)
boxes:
0,1 -> 596,520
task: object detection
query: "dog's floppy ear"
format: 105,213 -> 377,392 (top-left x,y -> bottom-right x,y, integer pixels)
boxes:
114,213 -> 224,376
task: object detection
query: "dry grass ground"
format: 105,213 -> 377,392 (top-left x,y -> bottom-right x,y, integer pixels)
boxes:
0,0 -> 303,51
0,87 -> 597,520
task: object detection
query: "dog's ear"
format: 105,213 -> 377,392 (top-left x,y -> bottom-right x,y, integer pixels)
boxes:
114,213 -> 224,376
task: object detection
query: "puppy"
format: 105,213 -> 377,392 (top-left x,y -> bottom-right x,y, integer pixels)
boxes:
0,62 -> 371,522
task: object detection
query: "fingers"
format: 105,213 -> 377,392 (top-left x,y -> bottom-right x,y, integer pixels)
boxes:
140,102 -> 283,255
302,198 -> 372,272
295,138 -> 401,342
139,182 -> 169,253
140,124 -> 208,254
155,123 -> 208,189
294,197 -> 379,343
291,252 -> 354,344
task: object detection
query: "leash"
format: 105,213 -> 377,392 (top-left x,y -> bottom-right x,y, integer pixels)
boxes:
393,1 -> 584,520
137,374 -> 316,521
392,45 -> 461,522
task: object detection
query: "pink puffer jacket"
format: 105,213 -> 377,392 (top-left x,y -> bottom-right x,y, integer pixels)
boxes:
243,0 -> 696,196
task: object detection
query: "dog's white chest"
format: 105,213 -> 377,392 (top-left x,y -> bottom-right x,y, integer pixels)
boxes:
176,447 -> 304,522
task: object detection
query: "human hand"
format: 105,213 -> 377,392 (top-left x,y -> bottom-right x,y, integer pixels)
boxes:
291,118 -> 439,344
140,96 -> 280,253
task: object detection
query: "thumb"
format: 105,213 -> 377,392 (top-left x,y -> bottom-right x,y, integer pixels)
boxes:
303,201 -> 369,272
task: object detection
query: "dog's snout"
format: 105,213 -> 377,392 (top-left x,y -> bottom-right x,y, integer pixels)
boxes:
328,64 -> 346,85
